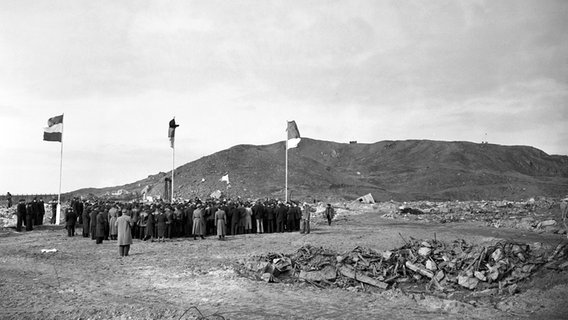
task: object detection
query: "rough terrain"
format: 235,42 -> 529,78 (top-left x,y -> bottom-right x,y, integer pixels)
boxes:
1,203 -> 567,320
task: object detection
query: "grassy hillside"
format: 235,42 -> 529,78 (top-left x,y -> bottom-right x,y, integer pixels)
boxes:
70,138 -> 568,202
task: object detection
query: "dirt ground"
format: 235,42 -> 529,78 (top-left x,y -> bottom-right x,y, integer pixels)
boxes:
1,208 -> 567,320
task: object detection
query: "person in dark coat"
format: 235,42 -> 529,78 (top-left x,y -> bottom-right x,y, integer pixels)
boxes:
73,198 -> 84,225
38,198 -> 46,225
65,208 -> 77,237
144,210 -> 155,241
95,211 -> 106,244
82,206 -> 91,238
286,204 -> 296,232
276,203 -> 286,233
325,204 -> 335,226
50,199 -> 57,224
90,207 -> 98,240
6,192 -> 12,208
253,202 -> 264,234
31,198 -> 40,226
229,204 -> 240,235
265,204 -> 275,233
16,199 -> 26,232
156,208 -> 167,242
25,202 -> 34,231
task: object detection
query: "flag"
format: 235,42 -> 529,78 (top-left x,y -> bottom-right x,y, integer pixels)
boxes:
286,120 -> 301,149
168,118 -> 179,148
220,174 -> 230,184
43,114 -> 63,142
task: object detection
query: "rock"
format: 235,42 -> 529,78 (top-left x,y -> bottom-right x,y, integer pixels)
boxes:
540,219 -> 557,227
474,271 -> 487,282
405,261 -> 434,278
261,273 -> 273,282
472,288 -> 498,297
418,247 -> 432,257
425,259 -> 437,271
491,248 -> 503,262
299,266 -> 337,282
458,275 -> 479,290
382,251 -> 393,260
435,270 -> 445,282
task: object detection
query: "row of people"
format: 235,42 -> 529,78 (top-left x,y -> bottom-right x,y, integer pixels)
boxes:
14,197 -> 47,231
69,198 -> 336,242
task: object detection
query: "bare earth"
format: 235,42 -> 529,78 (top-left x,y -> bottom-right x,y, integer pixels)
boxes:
1,208 -> 567,320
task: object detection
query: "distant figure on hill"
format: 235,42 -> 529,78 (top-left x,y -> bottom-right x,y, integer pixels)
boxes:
6,192 -> 12,208
325,204 -> 335,226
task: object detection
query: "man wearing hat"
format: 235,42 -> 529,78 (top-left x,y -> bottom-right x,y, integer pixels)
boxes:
116,209 -> 133,257
65,207 -> 77,237
16,199 -> 26,232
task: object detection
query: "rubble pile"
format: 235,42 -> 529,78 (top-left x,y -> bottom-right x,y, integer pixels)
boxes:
380,198 -> 566,235
0,208 -> 17,228
238,239 -> 568,296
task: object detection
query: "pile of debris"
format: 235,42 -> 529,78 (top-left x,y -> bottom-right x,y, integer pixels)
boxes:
0,208 -> 17,228
238,238 -> 568,295
379,199 -> 566,235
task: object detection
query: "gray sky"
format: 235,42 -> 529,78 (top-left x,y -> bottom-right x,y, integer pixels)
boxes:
1,0 -> 567,194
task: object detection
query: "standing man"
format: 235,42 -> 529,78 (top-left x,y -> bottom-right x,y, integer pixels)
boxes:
192,204 -> 205,240
31,198 -> 40,226
50,198 -> 58,224
325,203 -> 335,226
38,198 -> 46,225
286,203 -> 295,232
65,207 -> 77,237
16,199 -> 26,232
90,206 -> 98,240
116,209 -> 133,257
276,202 -> 286,233
25,201 -> 34,231
82,205 -> 91,238
253,201 -> 264,234
6,192 -> 12,208
301,202 -> 314,234
215,206 -> 227,240
95,210 -> 106,244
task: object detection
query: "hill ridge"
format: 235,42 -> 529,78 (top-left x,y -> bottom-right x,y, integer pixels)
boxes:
71,138 -> 568,202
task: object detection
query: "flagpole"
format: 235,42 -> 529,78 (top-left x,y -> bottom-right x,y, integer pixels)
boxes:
172,143 -> 175,203
55,114 -> 64,225
285,124 -> 288,203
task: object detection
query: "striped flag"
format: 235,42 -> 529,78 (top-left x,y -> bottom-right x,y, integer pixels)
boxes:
43,114 -> 63,142
286,120 -> 301,149
168,118 -> 179,148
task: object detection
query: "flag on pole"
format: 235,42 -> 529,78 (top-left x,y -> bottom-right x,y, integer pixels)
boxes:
286,120 -> 301,149
220,174 -> 230,184
168,118 -> 179,148
43,114 -> 63,142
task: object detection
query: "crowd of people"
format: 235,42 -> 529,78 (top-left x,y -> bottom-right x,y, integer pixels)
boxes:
13,197 -> 52,232
65,197 -> 336,257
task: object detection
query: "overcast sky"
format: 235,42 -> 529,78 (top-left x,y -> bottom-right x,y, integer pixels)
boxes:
1,0 -> 567,195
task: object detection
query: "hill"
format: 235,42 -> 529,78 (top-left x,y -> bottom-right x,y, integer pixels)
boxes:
70,138 -> 568,202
